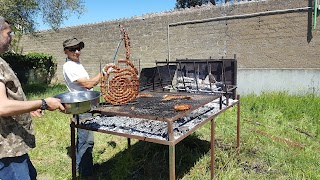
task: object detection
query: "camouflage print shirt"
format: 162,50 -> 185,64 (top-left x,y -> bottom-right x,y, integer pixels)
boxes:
0,57 -> 35,159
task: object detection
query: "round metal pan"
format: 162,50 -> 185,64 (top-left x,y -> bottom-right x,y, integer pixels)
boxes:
54,91 -> 101,114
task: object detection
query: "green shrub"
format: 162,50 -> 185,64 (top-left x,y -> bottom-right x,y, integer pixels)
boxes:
0,52 -> 57,84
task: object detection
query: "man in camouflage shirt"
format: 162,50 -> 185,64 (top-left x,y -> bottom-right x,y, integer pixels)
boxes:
0,16 -> 65,180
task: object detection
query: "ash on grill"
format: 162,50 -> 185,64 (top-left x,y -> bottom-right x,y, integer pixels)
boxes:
81,98 -> 237,140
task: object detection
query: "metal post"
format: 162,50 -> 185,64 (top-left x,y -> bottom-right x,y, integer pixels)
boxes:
166,59 -> 173,87
206,60 -> 213,90
168,121 -> 175,180
178,61 -> 187,91
314,0 -> 318,30
236,95 -> 241,152
127,138 -> 131,148
210,118 -> 215,180
193,61 -> 199,92
169,145 -> 176,180
155,61 -> 164,89
70,118 -> 77,180
226,93 -> 229,106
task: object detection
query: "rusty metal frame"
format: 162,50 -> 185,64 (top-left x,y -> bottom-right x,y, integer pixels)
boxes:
70,95 -> 240,180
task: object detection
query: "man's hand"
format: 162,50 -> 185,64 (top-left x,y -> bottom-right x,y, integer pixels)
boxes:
44,97 -> 65,111
31,109 -> 43,118
102,63 -> 115,75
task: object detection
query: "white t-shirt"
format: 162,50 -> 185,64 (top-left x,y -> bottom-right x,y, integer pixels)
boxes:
63,59 -> 90,92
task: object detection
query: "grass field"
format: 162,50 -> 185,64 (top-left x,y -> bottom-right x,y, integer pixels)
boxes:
24,84 -> 320,179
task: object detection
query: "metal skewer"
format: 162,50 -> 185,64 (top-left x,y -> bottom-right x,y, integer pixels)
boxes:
112,37 -> 124,64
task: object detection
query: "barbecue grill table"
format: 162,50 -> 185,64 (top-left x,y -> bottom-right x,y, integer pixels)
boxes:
69,92 -> 240,180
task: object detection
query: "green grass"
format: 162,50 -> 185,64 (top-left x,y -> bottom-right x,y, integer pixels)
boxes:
25,84 -> 320,179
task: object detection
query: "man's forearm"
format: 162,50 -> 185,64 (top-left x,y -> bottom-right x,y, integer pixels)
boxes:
0,99 -> 42,116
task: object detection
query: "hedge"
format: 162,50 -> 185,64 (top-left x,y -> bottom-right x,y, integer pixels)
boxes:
0,52 -> 57,84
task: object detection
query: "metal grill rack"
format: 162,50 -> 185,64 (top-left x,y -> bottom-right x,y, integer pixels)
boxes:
138,55 -> 237,104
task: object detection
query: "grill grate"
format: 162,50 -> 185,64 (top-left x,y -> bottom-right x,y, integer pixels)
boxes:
95,92 -> 221,122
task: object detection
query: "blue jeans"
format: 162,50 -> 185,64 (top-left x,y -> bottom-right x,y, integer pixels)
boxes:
0,154 -> 37,180
76,113 -> 94,177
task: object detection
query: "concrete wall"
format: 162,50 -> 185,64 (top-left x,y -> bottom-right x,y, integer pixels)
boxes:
18,0 -> 320,95
238,68 -> 320,95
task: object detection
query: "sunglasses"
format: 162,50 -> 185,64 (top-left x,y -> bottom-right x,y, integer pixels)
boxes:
67,47 -> 81,52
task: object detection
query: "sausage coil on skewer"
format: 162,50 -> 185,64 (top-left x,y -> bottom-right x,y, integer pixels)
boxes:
100,25 -> 139,105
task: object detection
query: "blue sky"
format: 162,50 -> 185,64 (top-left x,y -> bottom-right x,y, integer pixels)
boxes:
37,0 -> 177,30
37,0 -> 228,30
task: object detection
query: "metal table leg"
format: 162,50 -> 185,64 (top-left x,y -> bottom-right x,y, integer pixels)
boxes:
127,138 -> 131,148
169,145 -> 176,180
211,118 -> 215,180
70,119 -> 77,180
236,95 -> 240,152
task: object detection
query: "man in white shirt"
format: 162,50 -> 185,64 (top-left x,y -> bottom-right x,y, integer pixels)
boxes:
62,38 -> 101,177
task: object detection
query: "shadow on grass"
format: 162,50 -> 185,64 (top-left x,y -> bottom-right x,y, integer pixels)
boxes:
67,134 -> 211,180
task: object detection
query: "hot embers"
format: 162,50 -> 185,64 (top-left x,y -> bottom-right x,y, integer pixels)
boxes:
81,98 -> 238,141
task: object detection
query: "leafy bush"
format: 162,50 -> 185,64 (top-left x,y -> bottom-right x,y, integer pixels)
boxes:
0,52 -> 57,84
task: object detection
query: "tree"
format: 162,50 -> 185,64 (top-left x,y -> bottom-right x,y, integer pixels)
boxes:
0,0 -> 85,32
175,0 -> 216,9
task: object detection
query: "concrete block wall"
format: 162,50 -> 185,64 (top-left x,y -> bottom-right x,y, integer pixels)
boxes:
18,0 -> 320,94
